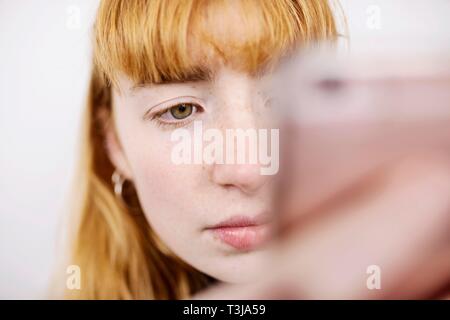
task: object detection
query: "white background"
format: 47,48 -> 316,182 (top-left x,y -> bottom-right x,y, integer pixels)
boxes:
0,0 -> 449,299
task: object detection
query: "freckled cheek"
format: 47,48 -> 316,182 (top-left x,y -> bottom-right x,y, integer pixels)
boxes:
128,141 -> 201,223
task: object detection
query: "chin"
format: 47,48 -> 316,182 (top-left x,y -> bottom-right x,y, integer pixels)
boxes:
199,248 -> 272,284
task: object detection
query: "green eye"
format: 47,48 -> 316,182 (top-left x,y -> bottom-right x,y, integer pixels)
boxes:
169,103 -> 194,120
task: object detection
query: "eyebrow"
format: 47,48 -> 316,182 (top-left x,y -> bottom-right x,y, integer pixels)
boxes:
130,67 -> 215,91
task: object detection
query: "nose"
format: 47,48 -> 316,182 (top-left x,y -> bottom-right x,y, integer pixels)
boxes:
208,97 -> 271,195
207,67 -> 274,194
211,162 -> 268,195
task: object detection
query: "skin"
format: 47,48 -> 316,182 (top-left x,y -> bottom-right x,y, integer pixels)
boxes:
195,153 -> 450,299
105,66 -> 278,283
103,44 -> 450,298
105,64 -> 450,298
194,67 -> 450,299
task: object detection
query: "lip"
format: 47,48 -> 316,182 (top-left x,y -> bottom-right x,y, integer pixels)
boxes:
206,214 -> 273,251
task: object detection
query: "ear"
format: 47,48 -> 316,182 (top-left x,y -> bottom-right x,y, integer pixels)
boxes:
100,108 -> 134,181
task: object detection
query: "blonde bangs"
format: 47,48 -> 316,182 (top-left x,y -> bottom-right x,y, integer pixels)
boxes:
94,0 -> 338,86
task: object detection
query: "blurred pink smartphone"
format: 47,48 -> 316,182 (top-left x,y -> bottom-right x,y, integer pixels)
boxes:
272,48 -> 450,228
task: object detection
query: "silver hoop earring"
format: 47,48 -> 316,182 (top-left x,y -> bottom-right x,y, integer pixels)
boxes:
111,170 -> 125,198
111,170 -> 142,215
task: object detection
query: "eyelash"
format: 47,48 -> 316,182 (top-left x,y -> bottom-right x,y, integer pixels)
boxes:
150,102 -> 203,129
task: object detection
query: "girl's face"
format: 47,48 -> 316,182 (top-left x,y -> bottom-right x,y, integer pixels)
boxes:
107,65 -> 278,283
